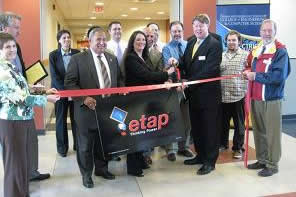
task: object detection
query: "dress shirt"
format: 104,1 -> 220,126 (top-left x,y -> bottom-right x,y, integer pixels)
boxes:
220,48 -> 249,103
12,54 -> 23,74
162,40 -> 187,66
107,39 -> 127,64
153,40 -> 166,53
90,49 -> 111,89
0,59 -> 47,120
61,48 -> 72,71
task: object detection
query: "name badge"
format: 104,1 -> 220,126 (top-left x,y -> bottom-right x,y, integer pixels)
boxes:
198,56 -> 206,61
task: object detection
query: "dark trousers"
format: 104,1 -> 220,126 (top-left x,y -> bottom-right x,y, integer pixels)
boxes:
220,98 -> 245,151
189,105 -> 221,166
76,127 -> 107,178
126,152 -> 145,174
0,119 -> 35,197
55,98 -> 77,154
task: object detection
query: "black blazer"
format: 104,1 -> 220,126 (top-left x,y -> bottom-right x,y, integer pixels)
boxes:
49,48 -> 80,90
125,51 -> 168,86
16,43 -> 27,79
64,50 -> 121,129
180,34 -> 222,108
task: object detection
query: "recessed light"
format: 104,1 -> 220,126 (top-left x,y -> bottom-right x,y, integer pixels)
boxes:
157,11 -> 165,15
130,7 -> 138,11
121,14 -> 128,17
90,16 -> 96,19
144,17 -> 151,20
95,2 -> 104,6
88,24 -> 93,26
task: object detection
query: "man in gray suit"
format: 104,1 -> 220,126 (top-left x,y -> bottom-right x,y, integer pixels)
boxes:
65,27 -> 121,188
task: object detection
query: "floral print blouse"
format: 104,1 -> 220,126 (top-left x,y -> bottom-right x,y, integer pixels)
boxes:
0,59 -> 47,120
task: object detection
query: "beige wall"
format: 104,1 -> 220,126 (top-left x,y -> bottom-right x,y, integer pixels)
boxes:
41,0 -> 77,60
119,20 -> 168,44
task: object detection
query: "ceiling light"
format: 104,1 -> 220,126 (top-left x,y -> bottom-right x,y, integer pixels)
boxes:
88,24 -> 93,26
157,11 -> 165,15
121,14 -> 128,17
144,17 -> 151,20
90,16 -> 96,19
95,2 -> 104,6
130,7 -> 138,11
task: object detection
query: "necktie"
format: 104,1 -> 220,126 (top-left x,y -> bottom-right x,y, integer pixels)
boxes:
192,39 -> 200,59
177,42 -> 183,59
63,53 -> 71,71
260,45 -> 266,55
153,43 -> 159,52
98,55 -> 111,88
116,43 -> 123,64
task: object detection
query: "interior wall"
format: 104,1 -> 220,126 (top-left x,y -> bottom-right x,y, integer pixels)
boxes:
183,0 -> 216,39
120,19 -> 168,43
3,0 -> 40,65
41,0 -> 76,60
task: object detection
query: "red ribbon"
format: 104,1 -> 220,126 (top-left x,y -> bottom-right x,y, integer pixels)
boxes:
58,74 -> 241,98
244,82 -> 251,167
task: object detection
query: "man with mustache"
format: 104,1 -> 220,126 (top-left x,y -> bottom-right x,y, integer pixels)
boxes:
162,21 -> 193,162
65,27 -> 120,188
244,19 -> 291,177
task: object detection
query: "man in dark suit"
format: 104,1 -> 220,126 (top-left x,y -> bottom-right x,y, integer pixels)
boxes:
171,14 -> 222,175
49,30 -> 80,157
65,27 -> 120,188
0,11 -> 51,181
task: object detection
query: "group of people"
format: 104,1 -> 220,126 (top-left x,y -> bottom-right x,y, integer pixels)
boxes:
0,10 -> 291,197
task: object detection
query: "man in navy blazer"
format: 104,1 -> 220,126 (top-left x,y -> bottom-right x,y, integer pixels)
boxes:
171,14 -> 223,175
49,30 -> 80,157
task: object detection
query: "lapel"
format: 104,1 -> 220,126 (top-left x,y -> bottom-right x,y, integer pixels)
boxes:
57,50 -> 66,75
86,50 -> 101,88
104,52 -> 115,86
191,35 -> 210,62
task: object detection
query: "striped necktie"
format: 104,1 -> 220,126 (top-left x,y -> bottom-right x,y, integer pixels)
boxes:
98,55 -> 111,88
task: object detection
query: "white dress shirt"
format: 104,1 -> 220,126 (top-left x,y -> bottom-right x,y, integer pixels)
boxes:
107,39 -> 127,63
90,49 -> 111,89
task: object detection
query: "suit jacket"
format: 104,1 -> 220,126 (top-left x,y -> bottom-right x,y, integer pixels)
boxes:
64,49 -> 120,130
16,43 -> 27,79
125,51 -> 168,87
49,48 -> 80,90
180,34 -> 222,108
146,48 -> 164,72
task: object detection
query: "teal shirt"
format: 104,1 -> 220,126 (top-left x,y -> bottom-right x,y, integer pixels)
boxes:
0,59 -> 47,120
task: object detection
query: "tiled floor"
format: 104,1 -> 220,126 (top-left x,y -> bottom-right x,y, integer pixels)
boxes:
1,121 -> 296,196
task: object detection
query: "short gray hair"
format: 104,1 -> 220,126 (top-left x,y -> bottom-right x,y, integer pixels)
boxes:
261,19 -> 277,34
0,12 -> 22,30
88,27 -> 105,40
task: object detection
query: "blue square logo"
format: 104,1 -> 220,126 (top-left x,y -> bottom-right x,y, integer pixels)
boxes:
110,107 -> 128,124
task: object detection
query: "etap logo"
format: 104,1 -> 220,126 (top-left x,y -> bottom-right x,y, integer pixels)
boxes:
110,107 -> 169,136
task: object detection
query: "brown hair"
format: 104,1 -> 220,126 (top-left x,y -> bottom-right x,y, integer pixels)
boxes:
0,32 -> 16,49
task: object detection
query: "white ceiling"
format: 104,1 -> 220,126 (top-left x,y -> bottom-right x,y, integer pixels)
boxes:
54,0 -> 170,40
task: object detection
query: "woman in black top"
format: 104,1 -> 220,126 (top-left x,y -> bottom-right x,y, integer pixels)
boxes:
124,30 -> 174,177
